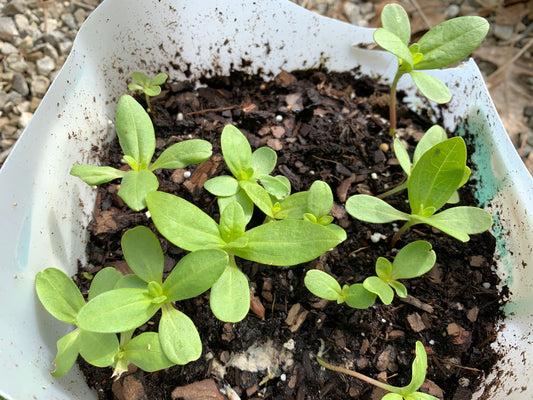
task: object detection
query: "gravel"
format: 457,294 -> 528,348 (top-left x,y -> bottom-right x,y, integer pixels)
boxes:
0,0 -> 101,163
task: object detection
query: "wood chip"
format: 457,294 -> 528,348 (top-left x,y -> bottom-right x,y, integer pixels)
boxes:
183,154 -> 222,198
421,379 -> 444,399
399,294 -> 434,313
112,373 -> 148,400
467,306 -> 479,323
250,295 -> 265,319
274,70 -> 296,87
446,323 -> 472,352
171,379 -> 225,400
407,312 -> 426,332
285,303 -> 309,332
336,173 -> 356,202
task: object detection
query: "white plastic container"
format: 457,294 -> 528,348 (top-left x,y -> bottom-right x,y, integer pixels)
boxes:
0,0 -> 531,399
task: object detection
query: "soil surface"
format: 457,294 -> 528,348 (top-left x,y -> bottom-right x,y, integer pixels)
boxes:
76,69 -> 502,400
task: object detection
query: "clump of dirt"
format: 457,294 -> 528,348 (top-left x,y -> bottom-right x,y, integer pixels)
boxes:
77,68 -> 503,400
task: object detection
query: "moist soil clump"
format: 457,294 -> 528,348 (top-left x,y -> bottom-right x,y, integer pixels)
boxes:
77,69 -> 502,400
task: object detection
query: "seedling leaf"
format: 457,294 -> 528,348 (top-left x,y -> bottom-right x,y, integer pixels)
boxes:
394,139 -> 411,176
373,28 -> 413,68
116,94 -> 155,169
413,125 -> 448,165
131,71 -> 150,87
364,276 -> 394,305
77,288 -> 160,333
410,72 -> 451,104
89,267 -> 123,301
251,146 -> 277,175
391,241 -> 436,280
346,194 -> 410,223
163,249 -> 228,302
304,270 -> 344,302
221,125 -> 252,179
210,260 -> 250,322
258,174 -> 291,199
273,191 -> 309,220
149,139 -> 212,171
204,175 -> 240,196
308,180 -> 333,218
118,169 -> 159,211
70,165 -> 125,185
240,180 -> 275,217
78,330 -> 119,368
415,16 -> 490,70
160,304 -> 202,364
219,202 -> 247,243
51,329 -> 81,377
345,284 -> 377,309
35,268 -> 86,325
122,226 -> 164,284
230,220 -> 342,266
146,191 -> 225,251
150,72 -> 168,86
122,332 -> 175,372
408,137 -> 466,215
422,206 -> 493,241
381,3 -> 411,45
402,341 -> 429,393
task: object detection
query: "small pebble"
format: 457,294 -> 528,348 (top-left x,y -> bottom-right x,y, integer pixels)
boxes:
370,232 -> 387,243
459,377 -> 470,387
183,170 -> 191,178
275,115 -> 283,122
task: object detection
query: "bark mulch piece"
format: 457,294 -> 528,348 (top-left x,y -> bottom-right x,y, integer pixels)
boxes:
78,68 -> 503,400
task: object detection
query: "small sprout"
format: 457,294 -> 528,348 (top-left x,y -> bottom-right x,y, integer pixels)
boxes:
70,95 -> 212,211
345,136 -> 493,244
363,241 -> 436,305
128,71 -> 168,114
204,125 -> 290,223
317,341 -> 439,400
304,241 -> 435,308
373,4 -> 489,135
35,227 -> 229,376
270,180 -> 346,241
379,125 -> 467,204
74,226 -> 228,368
146,192 -> 344,323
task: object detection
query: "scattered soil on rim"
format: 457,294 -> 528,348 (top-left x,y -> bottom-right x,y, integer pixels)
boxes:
76,68 -> 504,400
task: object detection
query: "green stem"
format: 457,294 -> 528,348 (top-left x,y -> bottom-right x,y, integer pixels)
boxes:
145,93 -> 154,115
119,329 -> 135,347
378,180 -> 408,199
389,70 -> 405,137
391,220 -> 414,247
317,356 -> 399,394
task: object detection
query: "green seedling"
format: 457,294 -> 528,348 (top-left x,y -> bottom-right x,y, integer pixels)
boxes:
146,191 -> 344,323
268,180 -> 346,241
345,137 -> 492,244
35,267 -> 174,377
380,125 -> 467,203
204,125 -> 291,223
128,71 -> 168,114
317,341 -> 439,400
373,3 -> 489,135
70,94 -> 212,211
305,240 -> 435,308
76,226 -> 228,367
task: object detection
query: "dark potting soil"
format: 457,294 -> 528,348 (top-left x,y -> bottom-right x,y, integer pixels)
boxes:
76,69 -> 503,400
